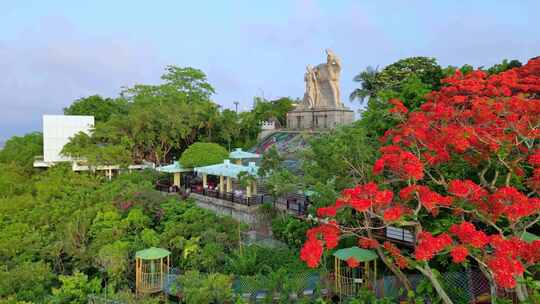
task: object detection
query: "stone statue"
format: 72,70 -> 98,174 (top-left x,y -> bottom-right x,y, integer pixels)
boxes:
302,64 -> 319,108
288,49 -> 353,130
301,49 -> 343,109
325,49 -> 342,107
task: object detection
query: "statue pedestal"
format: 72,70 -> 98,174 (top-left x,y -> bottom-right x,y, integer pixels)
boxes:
286,106 -> 354,130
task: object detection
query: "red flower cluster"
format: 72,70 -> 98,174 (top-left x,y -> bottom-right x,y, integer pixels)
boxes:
339,182 -> 394,213
347,257 -> 360,268
448,179 -> 487,202
528,149 -> 540,166
383,58 -> 540,177
359,237 -> 379,249
383,241 -> 409,269
399,185 -> 452,215
449,221 -> 489,249
373,145 -> 424,180
487,256 -> 525,289
317,206 -> 337,217
300,238 -> 323,268
388,98 -> 408,115
383,206 -> 404,222
527,149 -> 540,192
415,232 -> 452,261
484,235 -> 540,288
300,223 -> 340,268
450,246 -> 469,263
488,187 -> 540,222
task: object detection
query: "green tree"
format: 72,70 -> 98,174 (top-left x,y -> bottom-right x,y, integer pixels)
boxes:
97,241 -> 130,289
349,66 -> 379,103
177,271 -> 233,304
0,132 -> 43,169
258,146 -> 284,177
215,109 -> 240,150
373,56 -> 444,92
63,95 -> 128,123
485,58 -> 522,75
302,122 -> 376,191
179,142 -> 228,168
0,261 -> 53,302
51,271 -> 101,304
0,164 -> 27,198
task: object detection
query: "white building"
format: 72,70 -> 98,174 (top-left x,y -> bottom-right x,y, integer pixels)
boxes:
34,115 -> 94,167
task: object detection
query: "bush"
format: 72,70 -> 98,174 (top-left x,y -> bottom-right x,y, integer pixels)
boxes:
50,271 -> 101,304
179,142 -> 228,168
271,215 -> 309,248
176,271 -> 233,304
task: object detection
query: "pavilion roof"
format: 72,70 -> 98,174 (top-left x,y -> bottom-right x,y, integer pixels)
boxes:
156,161 -> 191,173
333,246 -> 378,262
136,247 -> 171,260
229,148 -> 260,160
194,159 -> 258,178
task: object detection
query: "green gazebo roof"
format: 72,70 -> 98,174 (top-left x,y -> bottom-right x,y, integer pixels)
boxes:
229,148 -> 260,160
194,159 -> 258,178
521,231 -> 540,243
136,247 -> 171,260
333,246 -> 378,262
156,161 -> 191,173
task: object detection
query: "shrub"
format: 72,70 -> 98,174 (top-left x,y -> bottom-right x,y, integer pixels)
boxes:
179,142 -> 228,168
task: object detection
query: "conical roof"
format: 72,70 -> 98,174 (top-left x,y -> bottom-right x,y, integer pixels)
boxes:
136,247 -> 171,260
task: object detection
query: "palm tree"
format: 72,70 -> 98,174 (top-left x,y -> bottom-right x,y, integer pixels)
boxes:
349,66 -> 380,104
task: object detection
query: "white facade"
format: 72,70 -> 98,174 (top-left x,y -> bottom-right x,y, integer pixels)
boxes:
43,115 -> 94,162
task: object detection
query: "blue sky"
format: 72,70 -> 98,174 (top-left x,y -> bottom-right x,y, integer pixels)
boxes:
1,0 -> 539,142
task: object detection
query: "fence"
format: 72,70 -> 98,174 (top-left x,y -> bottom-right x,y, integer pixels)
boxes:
374,270 -> 491,303
232,271 -> 325,302
189,185 -> 265,206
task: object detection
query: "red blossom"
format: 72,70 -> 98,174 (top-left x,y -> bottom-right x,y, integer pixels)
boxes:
389,98 -> 409,114
528,149 -> 540,166
383,206 -> 403,222
359,237 -> 379,249
300,238 -> 323,268
450,246 -> 469,263
317,206 -> 337,217
373,145 -> 424,180
347,257 -> 360,268
415,232 -> 452,261
487,256 -> 525,288
383,241 -> 409,269
449,222 -> 489,249
448,179 -> 487,202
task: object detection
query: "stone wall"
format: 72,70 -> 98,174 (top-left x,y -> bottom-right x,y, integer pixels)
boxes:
189,192 -> 259,224
286,107 -> 354,130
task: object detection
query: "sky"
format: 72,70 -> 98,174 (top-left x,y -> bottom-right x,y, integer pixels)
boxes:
1,0 -> 539,143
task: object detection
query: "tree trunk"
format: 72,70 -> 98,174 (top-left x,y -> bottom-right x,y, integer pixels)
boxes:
374,246 -> 414,301
515,277 -> 529,302
365,227 -> 414,303
416,264 -> 454,304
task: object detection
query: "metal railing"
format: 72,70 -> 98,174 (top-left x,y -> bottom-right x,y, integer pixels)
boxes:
190,185 -> 264,206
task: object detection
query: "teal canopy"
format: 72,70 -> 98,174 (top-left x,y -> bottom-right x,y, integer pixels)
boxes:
229,148 -> 260,160
333,246 -> 378,262
195,159 -> 258,178
156,161 -> 190,173
521,231 -> 540,243
136,247 -> 171,260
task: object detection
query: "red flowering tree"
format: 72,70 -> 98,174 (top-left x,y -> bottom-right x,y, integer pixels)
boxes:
300,58 -> 540,303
